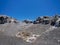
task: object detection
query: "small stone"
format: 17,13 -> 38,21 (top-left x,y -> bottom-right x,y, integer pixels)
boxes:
58,40 -> 60,43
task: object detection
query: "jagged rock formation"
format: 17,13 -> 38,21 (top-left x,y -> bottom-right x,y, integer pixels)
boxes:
0,15 -> 19,24
0,15 -> 60,45
23,20 -> 33,24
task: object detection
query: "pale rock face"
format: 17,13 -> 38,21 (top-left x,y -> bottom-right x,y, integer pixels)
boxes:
25,34 -> 40,43
11,19 -> 14,22
55,18 -> 60,26
16,31 -> 40,43
26,36 -> 36,43
56,18 -> 60,22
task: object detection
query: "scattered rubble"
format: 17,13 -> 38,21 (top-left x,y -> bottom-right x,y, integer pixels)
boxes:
16,31 -> 40,43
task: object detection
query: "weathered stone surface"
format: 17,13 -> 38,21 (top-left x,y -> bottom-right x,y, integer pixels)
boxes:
0,15 -> 60,45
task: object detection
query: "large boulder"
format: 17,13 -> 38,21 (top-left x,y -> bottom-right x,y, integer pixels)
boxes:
0,16 -> 7,24
42,16 -> 50,24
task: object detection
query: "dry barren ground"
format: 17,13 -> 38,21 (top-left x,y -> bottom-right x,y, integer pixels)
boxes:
0,23 -> 60,45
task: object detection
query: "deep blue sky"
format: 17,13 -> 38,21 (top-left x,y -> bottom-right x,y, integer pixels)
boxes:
0,0 -> 60,20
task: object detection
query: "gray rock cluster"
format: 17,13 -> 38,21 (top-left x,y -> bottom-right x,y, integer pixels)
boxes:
33,16 -> 50,24
0,15 -> 19,24
23,15 -> 60,27
23,20 -> 32,24
0,15 -> 60,27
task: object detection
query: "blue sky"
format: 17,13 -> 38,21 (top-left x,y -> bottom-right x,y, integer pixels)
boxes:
0,0 -> 60,20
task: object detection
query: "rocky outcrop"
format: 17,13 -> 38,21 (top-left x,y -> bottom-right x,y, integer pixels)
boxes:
0,15 -> 19,24
0,15 -> 60,45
